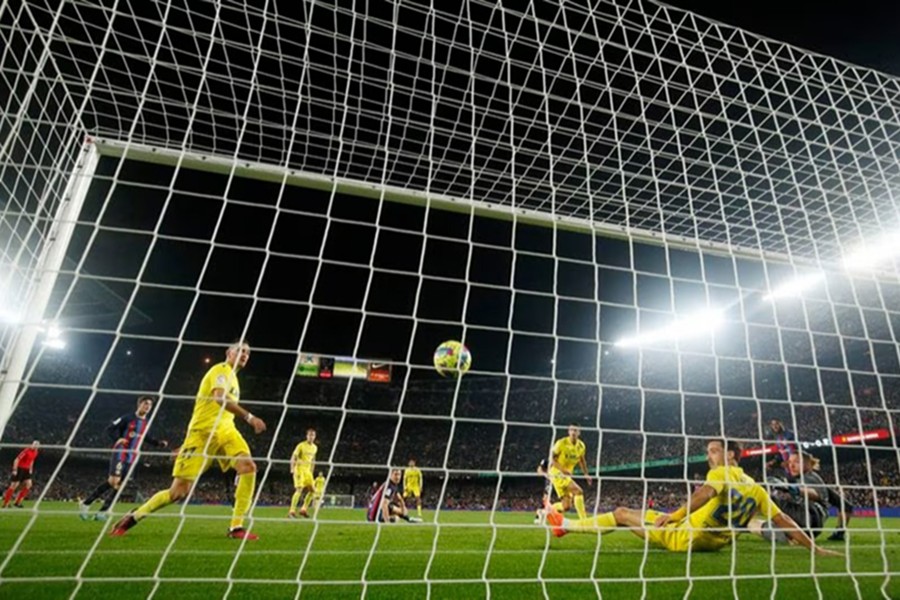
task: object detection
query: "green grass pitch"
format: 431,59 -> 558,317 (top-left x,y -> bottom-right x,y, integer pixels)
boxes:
0,503 -> 896,599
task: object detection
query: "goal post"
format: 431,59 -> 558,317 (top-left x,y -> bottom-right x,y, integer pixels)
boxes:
0,139 -> 98,436
319,494 -> 354,510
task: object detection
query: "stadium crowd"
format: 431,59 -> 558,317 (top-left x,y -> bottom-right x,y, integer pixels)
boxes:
2,350 -> 899,513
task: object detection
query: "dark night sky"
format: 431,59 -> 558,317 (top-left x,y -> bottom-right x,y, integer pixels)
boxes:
664,0 -> 900,77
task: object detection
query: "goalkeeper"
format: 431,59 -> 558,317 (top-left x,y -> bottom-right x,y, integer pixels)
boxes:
749,451 -> 830,543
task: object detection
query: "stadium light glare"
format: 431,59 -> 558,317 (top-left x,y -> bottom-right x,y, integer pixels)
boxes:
762,272 -> 825,302
46,324 -> 62,339
42,338 -> 66,350
0,308 -> 21,324
614,310 -> 725,348
842,236 -> 900,271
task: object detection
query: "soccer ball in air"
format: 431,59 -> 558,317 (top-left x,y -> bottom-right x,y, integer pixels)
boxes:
433,340 -> 472,378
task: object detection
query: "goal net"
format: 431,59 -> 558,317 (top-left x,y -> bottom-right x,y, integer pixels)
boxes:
1,0 -> 899,598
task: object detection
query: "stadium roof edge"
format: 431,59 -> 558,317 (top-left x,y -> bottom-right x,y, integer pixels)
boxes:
91,138 -> 889,280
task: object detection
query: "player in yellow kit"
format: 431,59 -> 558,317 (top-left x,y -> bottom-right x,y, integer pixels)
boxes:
403,459 -> 423,517
545,439 -> 841,557
110,341 -> 267,540
289,428 -> 318,518
312,471 -> 326,514
547,424 -> 592,520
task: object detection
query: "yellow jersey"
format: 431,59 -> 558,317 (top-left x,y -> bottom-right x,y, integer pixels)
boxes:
314,475 -> 326,494
293,441 -> 318,472
186,362 -> 240,432
404,467 -> 422,489
550,437 -> 586,474
688,465 -> 781,545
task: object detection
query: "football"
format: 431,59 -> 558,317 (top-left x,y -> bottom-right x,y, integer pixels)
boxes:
433,340 -> 472,377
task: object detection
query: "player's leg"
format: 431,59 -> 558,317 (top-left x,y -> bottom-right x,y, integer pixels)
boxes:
111,434 -> 210,536
301,483 -> 315,515
389,502 -> 420,523
96,474 -> 124,518
289,486 -> 303,518
567,480 -> 587,520
216,426 -> 258,536
543,497 -> 617,537
13,478 -> 32,507
83,460 -> 122,518
414,490 -> 422,517
3,480 -> 19,507
229,454 -> 257,537
551,476 -> 572,513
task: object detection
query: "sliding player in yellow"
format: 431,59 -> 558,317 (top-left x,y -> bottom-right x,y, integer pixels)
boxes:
403,459 -> 423,518
111,341 -> 266,540
547,424 -> 592,520
289,428 -> 318,518
545,439 -> 841,557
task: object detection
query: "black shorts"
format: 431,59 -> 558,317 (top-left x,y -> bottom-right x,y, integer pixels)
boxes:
11,469 -> 32,483
108,453 -> 134,478
782,502 -> 827,538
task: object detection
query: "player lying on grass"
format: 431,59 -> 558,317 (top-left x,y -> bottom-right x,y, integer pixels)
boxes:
110,341 -> 266,540
545,439 -> 841,557
748,451 -> 846,544
366,469 -> 422,523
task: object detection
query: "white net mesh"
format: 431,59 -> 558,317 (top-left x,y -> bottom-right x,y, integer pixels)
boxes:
1,0 -> 899,598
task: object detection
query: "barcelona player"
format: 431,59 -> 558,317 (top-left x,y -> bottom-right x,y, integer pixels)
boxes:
289,428 -> 318,518
2,441 -> 39,508
80,396 -> 168,521
545,439 -> 840,557
367,469 -> 420,523
547,424 -> 592,520
403,459 -> 423,517
110,341 -> 266,540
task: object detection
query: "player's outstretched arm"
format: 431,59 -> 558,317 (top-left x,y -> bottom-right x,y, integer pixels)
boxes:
771,512 -> 842,557
655,484 -> 716,528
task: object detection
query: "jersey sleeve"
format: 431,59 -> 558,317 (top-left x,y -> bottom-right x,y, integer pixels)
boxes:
206,363 -> 233,395
551,439 -> 564,457
804,473 -> 830,504
107,415 -> 127,440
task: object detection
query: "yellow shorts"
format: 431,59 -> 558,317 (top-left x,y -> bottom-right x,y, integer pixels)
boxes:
403,486 -> 421,499
550,470 -> 573,499
313,487 -> 325,500
643,510 -> 729,553
294,468 -> 314,490
173,427 -> 251,481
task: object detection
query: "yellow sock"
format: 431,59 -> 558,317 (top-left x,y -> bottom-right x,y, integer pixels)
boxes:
290,489 -> 302,513
134,489 -> 172,520
417,504 -> 422,517
302,490 -> 314,511
552,501 -> 565,513
230,471 -> 256,530
567,511 -> 617,533
574,494 -> 587,520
